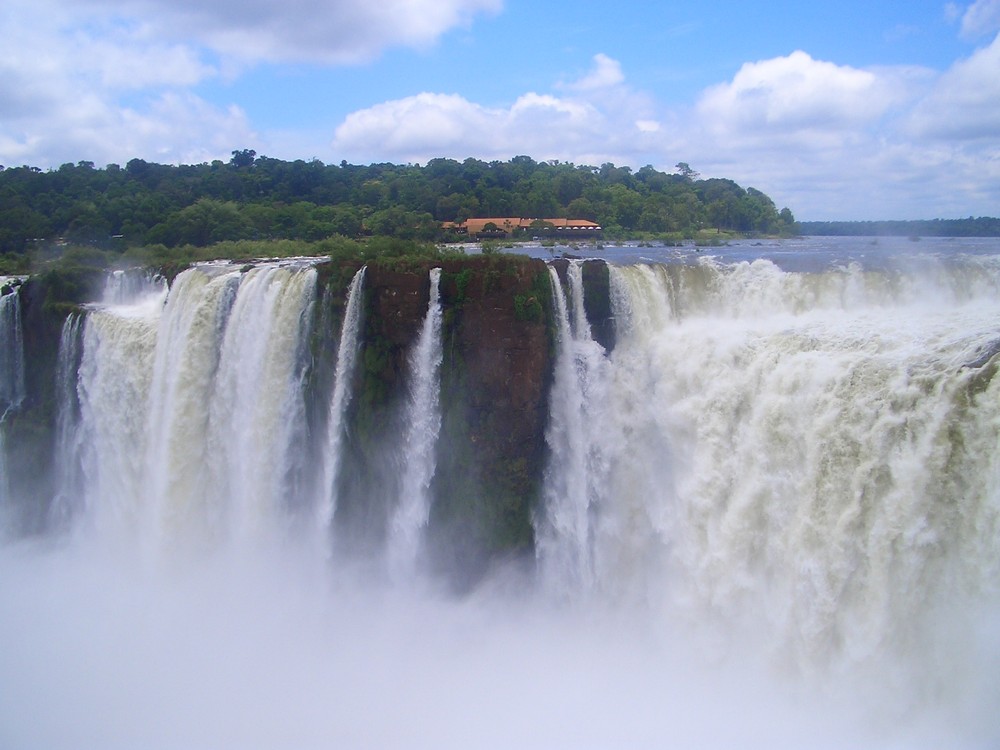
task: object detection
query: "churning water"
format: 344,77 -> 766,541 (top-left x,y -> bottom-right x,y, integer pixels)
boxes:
1,240 -> 999,749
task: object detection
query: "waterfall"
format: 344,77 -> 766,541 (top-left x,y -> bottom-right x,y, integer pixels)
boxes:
0,286 -> 25,528
142,265 -> 242,550
101,268 -> 168,306
50,313 -> 85,527
388,267 -> 444,578
3,243 -> 1000,749
75,262 -> 316,552
76,288 -> 164,539
73,268 -> 172,537
316,265 -> 367,539
566,261 -> 591,339
539,257 -> 1000,670
0,286 -> 25,414
203,264 -> 316,547
536,262 -> 615,594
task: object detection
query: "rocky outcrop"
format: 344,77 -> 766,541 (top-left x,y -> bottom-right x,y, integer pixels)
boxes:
320,255 -> 553,587
431,256 -> 552,586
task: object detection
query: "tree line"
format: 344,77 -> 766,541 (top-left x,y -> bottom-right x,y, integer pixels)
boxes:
0,152 -> 798,256
798,218 -> 1000,237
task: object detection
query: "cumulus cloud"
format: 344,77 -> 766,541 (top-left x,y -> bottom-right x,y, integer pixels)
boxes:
331,55 -> 660,166
75,0 -> 503,64
83,34 -> 212,91
0,0 -> 500,167
680,46 -> 998,219
695,51 -> 916,135
332,91 -> 616,164
908,32 -> 1000,139
117,94 -> 259,165
683,51 -> 921,170
1,88 -> 257,168
0,0 -> 252,166
333,93 -> 493,156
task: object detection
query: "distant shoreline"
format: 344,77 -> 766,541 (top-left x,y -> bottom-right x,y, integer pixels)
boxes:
798,217 -> 1000,237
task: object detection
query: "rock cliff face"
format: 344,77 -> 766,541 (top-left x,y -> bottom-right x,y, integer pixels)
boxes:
321,256 -> 554,586
431,257 -> 553,584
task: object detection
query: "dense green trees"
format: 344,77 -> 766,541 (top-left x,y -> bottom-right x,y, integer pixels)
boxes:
798,217 -> 1000,237
0,154 -> 800,254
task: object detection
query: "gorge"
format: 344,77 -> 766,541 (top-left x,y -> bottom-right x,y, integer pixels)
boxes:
1,240 -> 999,748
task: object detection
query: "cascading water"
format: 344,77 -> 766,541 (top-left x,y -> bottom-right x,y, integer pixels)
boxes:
3,241 -> 1000,749
49,313 -> 85,527
540,255 -> 1000,682
536,262 -> 616,594
76,283 -> 165,539
143,266 -> 240,551
0,285 -> 26,528
387,267 -> 444,579
0,285 -> 25,413
70,271 -> 168,533
202,264 -> 316,547
317,265 -> 366,538
101,268 -> 168,306
74,261 -> 317,553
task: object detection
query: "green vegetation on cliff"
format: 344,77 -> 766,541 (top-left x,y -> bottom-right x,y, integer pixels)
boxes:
0,155 -> 797,258
7,234 -> 458,284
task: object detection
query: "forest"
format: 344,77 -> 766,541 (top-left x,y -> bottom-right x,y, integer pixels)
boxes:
0,152 -> 797,262
798,218 -> 1000,237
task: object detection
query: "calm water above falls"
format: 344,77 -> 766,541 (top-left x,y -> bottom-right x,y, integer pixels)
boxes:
507,233 -> 1000,269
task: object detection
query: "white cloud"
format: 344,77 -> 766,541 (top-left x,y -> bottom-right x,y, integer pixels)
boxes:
331,55 -> 661,166
117,94 -> 259,165
959,0 -> 1000,37
695,51 -> 911,134
332,91 -> 613,164
75,0 -> 503,64
333,93 -> 490,156
1,89 -> 257,168
0,0 -> 244,166
908,32 -> 1000,139
0,0 -> 500,167
83,31 -> 213,91
680,46 -> 999,220
1,1 -> 213,86
564,53 -> 626,91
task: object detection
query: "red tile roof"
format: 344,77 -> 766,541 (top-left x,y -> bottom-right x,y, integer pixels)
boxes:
447,217 -> 602,234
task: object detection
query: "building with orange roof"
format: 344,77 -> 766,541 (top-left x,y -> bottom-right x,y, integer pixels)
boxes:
443,217 -> 602,238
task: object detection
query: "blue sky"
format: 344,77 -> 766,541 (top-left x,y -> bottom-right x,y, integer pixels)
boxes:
2,0 -> 998,220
